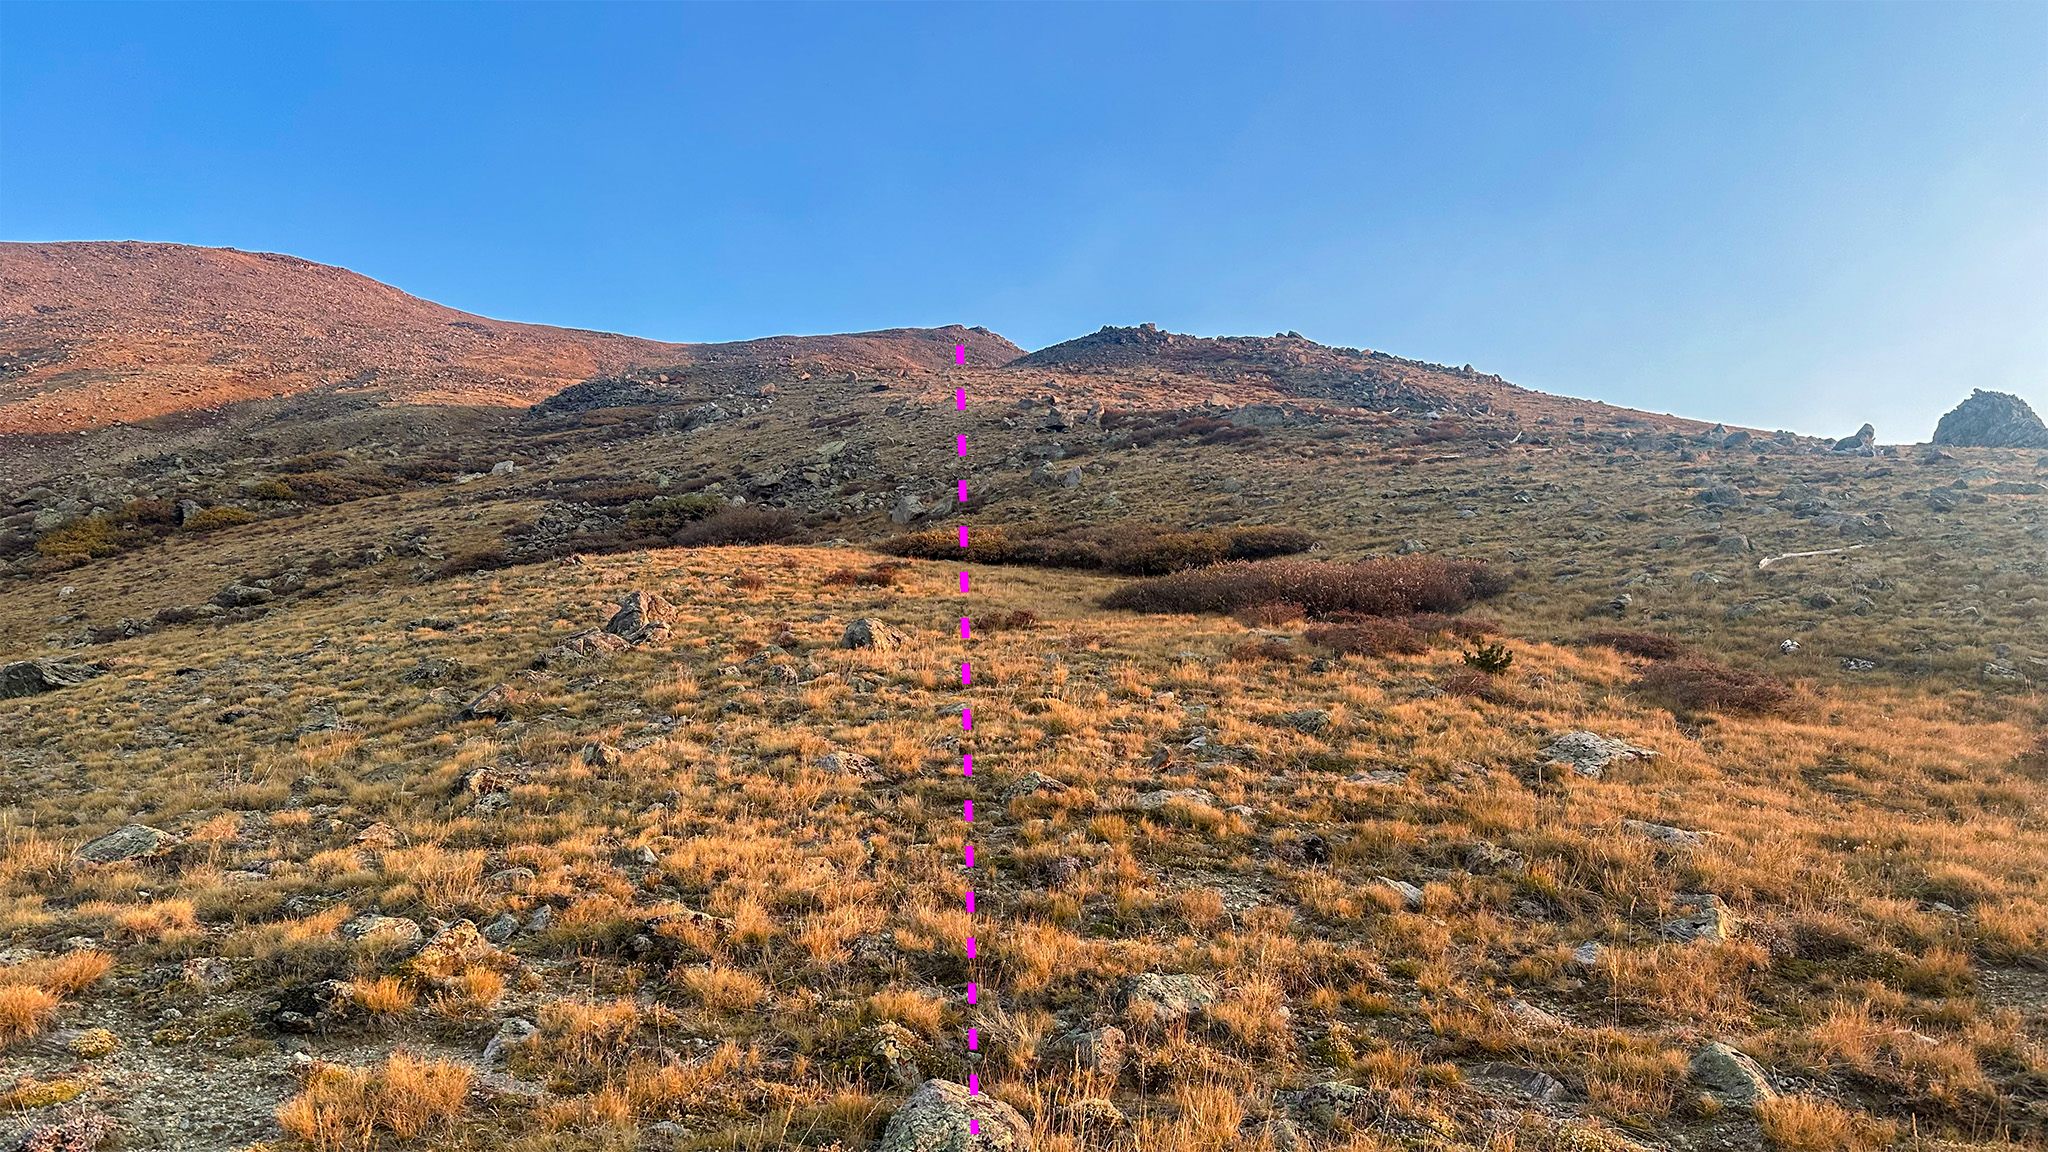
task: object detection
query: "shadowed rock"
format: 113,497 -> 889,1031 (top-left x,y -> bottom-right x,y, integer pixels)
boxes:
77,823 -> 176,863
1690,1040 -> 1777,1106
0,659 -> 102,699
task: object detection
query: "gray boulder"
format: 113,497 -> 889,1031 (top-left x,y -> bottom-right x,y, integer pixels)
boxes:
0,659 -> 102,699
1690,1041 -> 1777,1106
1538,732 -> 1657,779
1831,423 -> 1876,453
603,590 -> 676,642
1117,972 -> 1218,1026
212,582 -> 274,608
875,1078 -> 1032,1152
1932,390 -> 2048,449
840,618 -> 907,650
77,824 -> 177,864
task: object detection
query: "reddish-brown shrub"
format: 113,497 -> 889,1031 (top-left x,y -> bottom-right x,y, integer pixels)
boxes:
1442,667 -> 1508,701
1229,638 -> 1299,663
1306,618 -> 1426,656
974,610 -> 1039,631
1234,602 -> 1306,628
1637,657 -> 1795,715
674,507 -> 798,547
1584,630 -> 1688,660
824,563 -> 901,587
1102,557 -> 1506,618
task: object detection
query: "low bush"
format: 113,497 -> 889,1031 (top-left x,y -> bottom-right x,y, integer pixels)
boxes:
879,522 -> 1316,575
272,471 -> 407,504
1234,602 -> 1306,628
626,494 -> 723,536
674,507 -> 799,547
34,517 -> 129,559
1103,556 -> 1507,619
973,610 -> 1039,631
1637,657 -> 1796,715
438,549 -> 510,578
824,563 -> 902,587
183,506 -> 257,532
565,482 -> 663,506
1584,630 -> 1689,660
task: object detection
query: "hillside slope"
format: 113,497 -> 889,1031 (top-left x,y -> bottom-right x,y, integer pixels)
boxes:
0,242 -> 1020,434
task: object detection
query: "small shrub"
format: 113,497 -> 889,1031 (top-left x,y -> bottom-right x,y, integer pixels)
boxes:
117,498 -> 180,527
1103,556 -> 1506,619
34,517 -> 126,559
627,494 -> 723,535
273,472 -> 407,504
183,506 -> 257,532
565,482 -> 662,506
275,1051 -> 473,1150
1638,657 -> 1795,715
0,983 -> 60,1041
1443,667 -> 1508,702
973,610 -> 1038,631
277,450 -> 349,473
1463,641 -> 1514,674
437,549 -> 508,578
1585,630 -> 1688,660
673,507 -> 798,547
732,573 -> 767,591
246,479 -> 298,501
1233,602 -> 1306,628
1107,531 -> 1231,576
1224,526 -> 1317,561
824,563 -> 902,587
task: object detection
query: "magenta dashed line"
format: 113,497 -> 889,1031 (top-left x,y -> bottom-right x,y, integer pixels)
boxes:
954,342 -> 986,1118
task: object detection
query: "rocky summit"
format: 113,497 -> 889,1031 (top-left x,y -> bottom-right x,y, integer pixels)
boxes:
0,243 -> 2043,1152
1932,388 -> 2048,449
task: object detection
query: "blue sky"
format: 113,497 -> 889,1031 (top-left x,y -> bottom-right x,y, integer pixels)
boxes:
2,2 -> 2042,439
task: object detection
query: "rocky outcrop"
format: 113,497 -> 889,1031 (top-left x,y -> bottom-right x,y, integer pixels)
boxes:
840,618 -> 906,650
0,659 -> 102,699
1932,390 -> 2048,449
1537,732 -> 1657,779
1690,1041 -> 1777,1106
1831,423 -> 1875,453
603,590 -> 675,642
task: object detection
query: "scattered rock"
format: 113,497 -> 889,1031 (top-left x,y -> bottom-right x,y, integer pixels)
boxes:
458,683 -> 517,721
211,582 -> 275,608
1469,1062 -> 1567,1103
353,822 -> 404,849
1690,1040 -> 1777,1106
408,919 -> 512,981
1661,894 -> 1734,942
1375,877 -> 1425,910
1537,732 -> 1657,779
1570,941 -> 1607,968
1043,1025 -> 1127,1077
1932,389 -> 2048,449
1004,771 -> 1068,800
482,912 -> 522,943
1694,485 -> 1745,508
603,590 -> 676,642
1281,708 -> 1332,735
1294,1081 -> 1377,1130
581,741 -> 622,767
875,1078 -> 1033,1152
482,1017 -> 536,1065
1117,972 -> 1218,1026
840,618 -> 907,650
866,1021 -> 934,1090
76,823 -> 177,863
1623,819 -> 1713,849
338,914 -> 424,948
533,629 -> 630,667
817,751 -> 886,782
0,659 -> 104,699
1132,787 -> 1218,813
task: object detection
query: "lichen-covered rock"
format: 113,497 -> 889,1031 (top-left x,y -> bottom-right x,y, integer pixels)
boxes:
1116,972 -> 1218,1027
1661,894 -> 1734,943
76,824 -> 176,863
875,1078 -> 1032,1151
0,659 -> 102,700
1538,732 -> 1657,780
1690,1040 -> 1777,1105
457,682 -> 517,721
1042,1025 -> 1126,1077
408,919 -> 512,981
339,914 -> 423,948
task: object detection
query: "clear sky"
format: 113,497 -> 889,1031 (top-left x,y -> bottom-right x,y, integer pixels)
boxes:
3,2 -> 2042,439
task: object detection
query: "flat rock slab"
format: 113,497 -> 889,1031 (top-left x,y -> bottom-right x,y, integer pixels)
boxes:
77,824 -> 177,864
0,659 -> 102,699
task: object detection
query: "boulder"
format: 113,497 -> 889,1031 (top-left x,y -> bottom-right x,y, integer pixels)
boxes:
1281,709 -> 1332,735
1376,877 -> 1424,910
889,494 -> 924,525
1042,1025 -> 1126,1077
76,823 -> 177,864
1469,1063 -> 1567,1103
1831,423 -> 1876,453
1131,787 -> 1218,813
0,659 -> 103,699
458,683 -> 518,721
339,914 -> 424,948
1690,1041 -> 1777,1106
1538,732 -> 1657,779
1661,894 -> 1734,942
1117,972 -> 1218,1026
1932,390 -> 2048,449
603,590 -> 676,642
875,1078 -> 1033,1152
408,919 -> 513,981
1623,819 -> 1713,849
840,618 -> 906,650
212,582 -> 274,608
